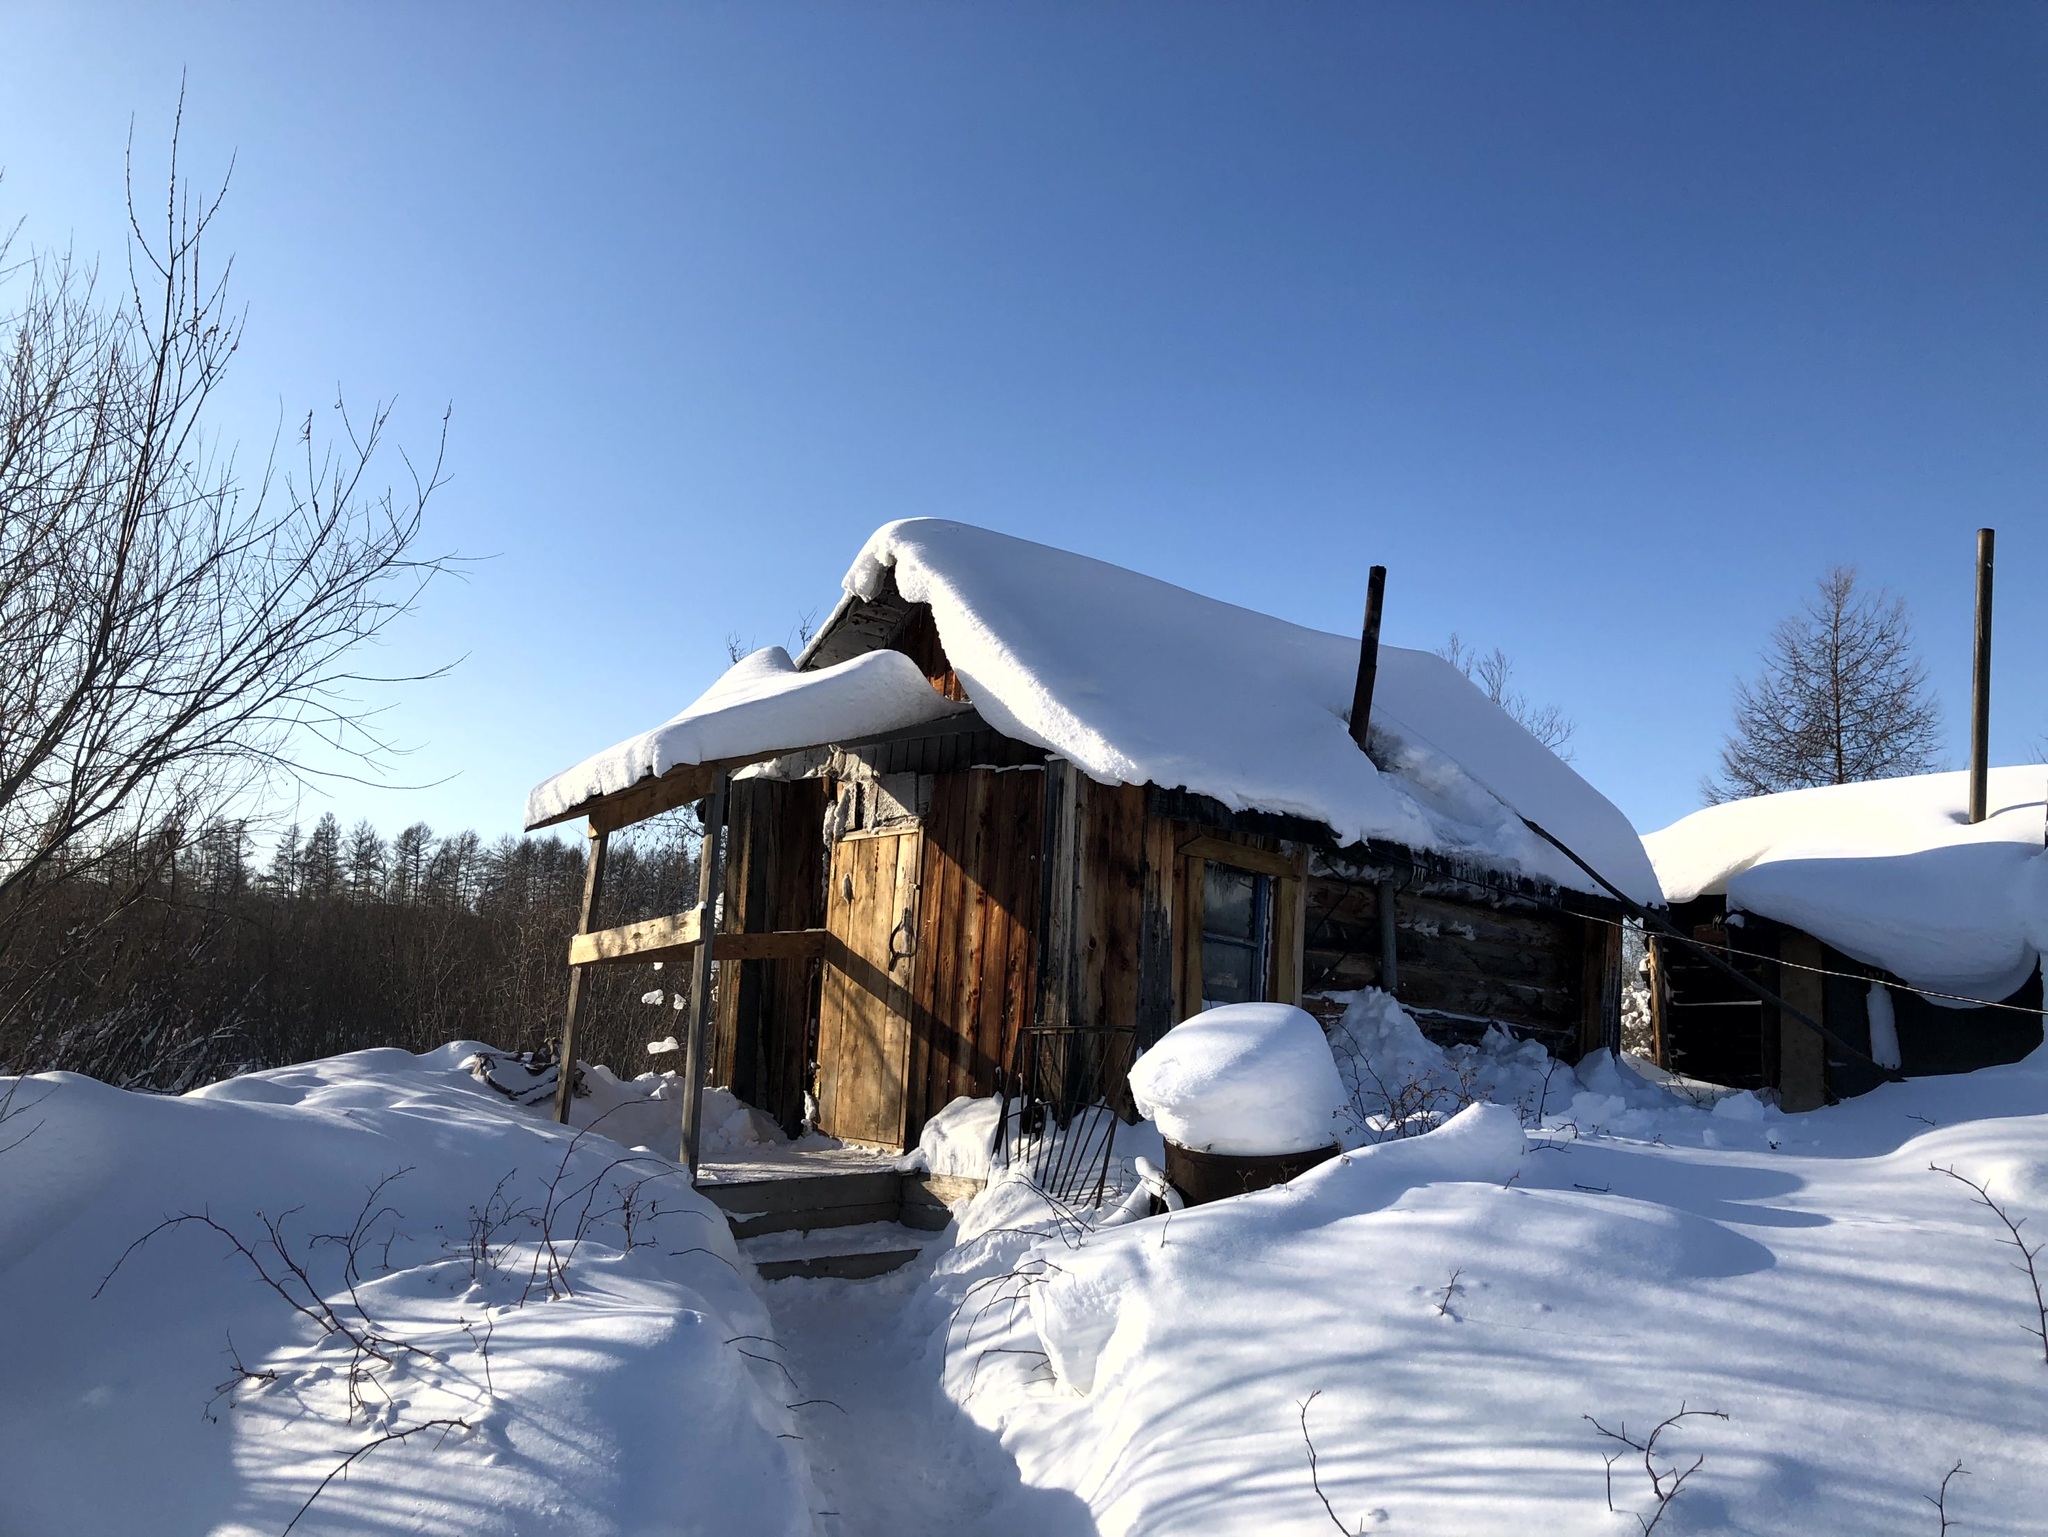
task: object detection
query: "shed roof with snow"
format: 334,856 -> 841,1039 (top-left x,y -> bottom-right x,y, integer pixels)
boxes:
1645,767 -> 2048,1001
528,519 -> 1660,905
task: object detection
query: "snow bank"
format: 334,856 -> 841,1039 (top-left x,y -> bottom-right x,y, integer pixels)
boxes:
838,519 -> 1661,902
526,644 -> 965,828
0,1046 -> 813,1537
1646,766 -> 2048,1001
925,995 -> 2048,1535
1126,1003 -> 1345,1155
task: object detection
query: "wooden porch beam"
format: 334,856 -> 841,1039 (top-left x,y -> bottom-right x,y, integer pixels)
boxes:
569,907 -> 704,967
568,914 -> 829,968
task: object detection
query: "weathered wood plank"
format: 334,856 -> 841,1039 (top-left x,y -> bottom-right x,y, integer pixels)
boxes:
1177,834 -> 1303,880
726,1202 -> 906,1240
569,907 -> 703,967
1079,780 -> 1145,1033
700,1171 -> 902,1215
753,1249 -> 924,1281
1035,760 -> 1081,1032
716,929 -> 830,962
571,915 -> 826,968
1136,814 -> 1177,1045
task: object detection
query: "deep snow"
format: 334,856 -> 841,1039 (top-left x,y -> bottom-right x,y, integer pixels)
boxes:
11,1000 -> 2048,1536
0,1046 -> 812,1537
924,990 -> 2048,1535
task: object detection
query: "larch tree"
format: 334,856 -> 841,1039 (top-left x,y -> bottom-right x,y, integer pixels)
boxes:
1705,565 -> 1942,803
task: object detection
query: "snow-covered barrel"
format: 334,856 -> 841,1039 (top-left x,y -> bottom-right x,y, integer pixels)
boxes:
1126,1003 -> 1346,1206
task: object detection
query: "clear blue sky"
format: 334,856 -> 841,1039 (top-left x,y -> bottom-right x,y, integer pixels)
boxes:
4,3 -> 2043,845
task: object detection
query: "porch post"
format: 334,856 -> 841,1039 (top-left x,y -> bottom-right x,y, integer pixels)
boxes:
554,821 -> 610,1124
679,771 -> 731,1181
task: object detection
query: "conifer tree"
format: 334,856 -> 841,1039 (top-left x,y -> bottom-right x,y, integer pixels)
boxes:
1706,565 -> 1942,803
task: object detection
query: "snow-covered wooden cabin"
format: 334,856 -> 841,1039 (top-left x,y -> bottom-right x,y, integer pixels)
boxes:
1644,769 -> 2047,1110
526,521 -> 1661,1152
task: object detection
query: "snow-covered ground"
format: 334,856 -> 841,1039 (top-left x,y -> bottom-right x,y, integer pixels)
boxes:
9,998 -> 2047,1535
922,992 -> 2048,1536
0,1046 -> 813,1537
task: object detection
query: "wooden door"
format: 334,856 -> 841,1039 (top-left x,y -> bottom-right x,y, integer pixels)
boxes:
816,829 -> 923,1148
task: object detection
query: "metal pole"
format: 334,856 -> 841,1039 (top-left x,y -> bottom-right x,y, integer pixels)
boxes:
554,822 -> 610,1124
1969,527 -> 1995,825
679,772 -> 730,1181
1349,566 -> 1388,757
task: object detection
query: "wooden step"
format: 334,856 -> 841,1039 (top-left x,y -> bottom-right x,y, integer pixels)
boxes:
753,1249 -> 925,1282
701,1169 -> 985,1238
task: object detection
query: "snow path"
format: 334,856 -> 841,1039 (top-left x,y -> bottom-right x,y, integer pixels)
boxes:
760,1259 -> 1098,1537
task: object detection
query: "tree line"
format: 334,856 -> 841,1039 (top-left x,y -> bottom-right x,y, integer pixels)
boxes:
0,811 -> 700,1091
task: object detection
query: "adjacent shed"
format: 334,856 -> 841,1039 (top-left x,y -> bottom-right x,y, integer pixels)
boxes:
1643,768 -> 2048,1109
526,520 -> 1661,1158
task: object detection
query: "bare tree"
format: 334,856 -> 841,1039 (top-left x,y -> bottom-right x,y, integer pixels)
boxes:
0,103 -> 450,1025
1705,566 -> 1940,803
1438,634 -> 1576,757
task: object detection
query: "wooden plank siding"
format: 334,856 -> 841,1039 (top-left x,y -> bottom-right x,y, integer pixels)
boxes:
905,767 -> 1044,1137
886,603 -> 970,702
815,829 -> 924,1147
714,778 -> 828,1135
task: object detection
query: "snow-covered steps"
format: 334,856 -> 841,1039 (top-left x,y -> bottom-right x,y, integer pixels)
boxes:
700,1168 -> 984,1241
740,1219 -> 944,1282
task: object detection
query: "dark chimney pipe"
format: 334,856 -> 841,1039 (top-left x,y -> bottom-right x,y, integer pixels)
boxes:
1349,566 -> 1387,758
1969,528 -> 1995,825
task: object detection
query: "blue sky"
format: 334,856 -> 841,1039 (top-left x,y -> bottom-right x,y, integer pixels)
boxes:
3,3 -> 2043,845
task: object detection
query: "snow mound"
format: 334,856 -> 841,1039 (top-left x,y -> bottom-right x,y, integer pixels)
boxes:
526,643 -> 965,827
0,1046 -> 812,1536
927,1007 -> 2048,1534
916,1094 -> 1004,1178
841,519 -> 1661,903
1127,1003 -> 1345,1155
1645,765 -> 2048,1001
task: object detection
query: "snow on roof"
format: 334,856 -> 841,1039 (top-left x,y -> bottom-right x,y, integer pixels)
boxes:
524,645 -> 967,828
1645,766 -> 2048,1001
841,519 -> 1661,904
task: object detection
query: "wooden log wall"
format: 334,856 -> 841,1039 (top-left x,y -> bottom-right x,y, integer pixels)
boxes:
714,778 -> 828,1135
1301,870 -> 1588,1046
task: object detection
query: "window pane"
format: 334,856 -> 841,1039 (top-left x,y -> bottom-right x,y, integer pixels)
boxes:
1203,939 -> 1257,1005
1203,865 -> 1257,942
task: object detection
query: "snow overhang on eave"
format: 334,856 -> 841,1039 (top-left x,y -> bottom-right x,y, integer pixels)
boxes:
524,645 -> 970,833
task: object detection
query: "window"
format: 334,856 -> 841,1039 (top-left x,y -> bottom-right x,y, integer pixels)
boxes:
1200,862 -> 1271,1008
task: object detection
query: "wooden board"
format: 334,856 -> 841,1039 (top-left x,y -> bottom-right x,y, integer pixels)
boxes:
1076,780 -> 1146,1037
815,828 -> 923,1148
905,767 -> 1044,1140
568,907 -> 703,966
753,1249 -> 924,1282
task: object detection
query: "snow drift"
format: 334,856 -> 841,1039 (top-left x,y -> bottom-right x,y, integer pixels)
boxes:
0,1046 -> 813,1537
927,990 -> 2048,1535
